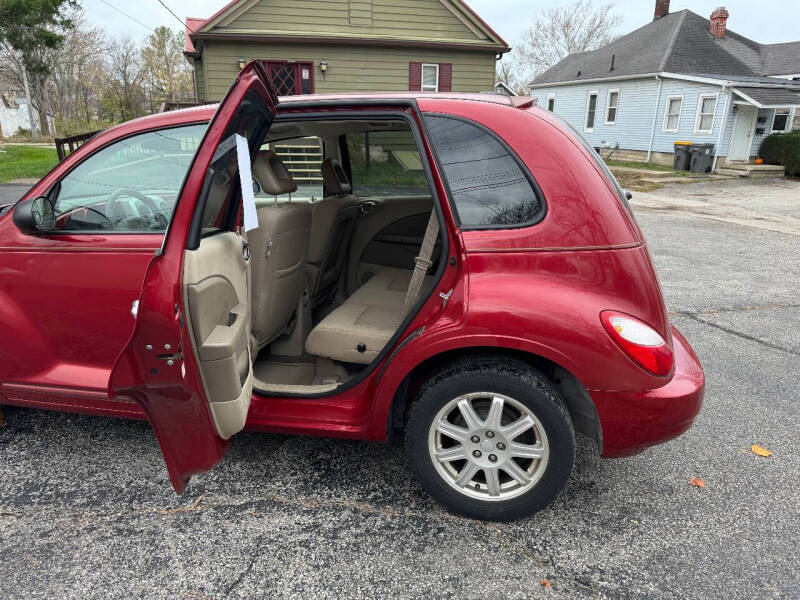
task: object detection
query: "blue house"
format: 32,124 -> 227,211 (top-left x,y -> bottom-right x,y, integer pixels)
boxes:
527,2 -> 800,171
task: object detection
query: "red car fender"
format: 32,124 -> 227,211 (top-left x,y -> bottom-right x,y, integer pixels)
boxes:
368,325 -> 585,437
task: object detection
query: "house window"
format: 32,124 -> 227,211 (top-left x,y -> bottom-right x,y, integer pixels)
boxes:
694,94 -> 718,133
662,96 -> 683,133
585,91 -> 598,132
410,62 -> 451,92
262,61 -> 314,95
422,64 -> 440,92
772,108 -> 790,132
605,90 -> 619,123
424,115 -> 544,228
547,94 -> 555,111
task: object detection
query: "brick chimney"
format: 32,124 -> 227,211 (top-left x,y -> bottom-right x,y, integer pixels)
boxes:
653,0 -> 670,20
710,6 -> 729,39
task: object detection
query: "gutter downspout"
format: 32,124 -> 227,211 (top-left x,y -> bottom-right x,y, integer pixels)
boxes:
646,75 -> 663,162
712,85 -> 732,172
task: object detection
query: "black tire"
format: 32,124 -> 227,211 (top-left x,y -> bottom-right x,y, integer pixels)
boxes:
405,355 -> 575,521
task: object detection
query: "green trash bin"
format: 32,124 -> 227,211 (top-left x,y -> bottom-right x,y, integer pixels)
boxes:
690,143 -> 715,173
673,141 -> 692,171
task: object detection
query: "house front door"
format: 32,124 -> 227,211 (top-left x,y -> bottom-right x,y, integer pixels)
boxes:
263,61 -> 314,96
729,105 -> 757,162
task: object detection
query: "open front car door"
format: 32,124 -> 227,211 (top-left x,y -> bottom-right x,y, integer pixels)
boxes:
109,62 -> 277,492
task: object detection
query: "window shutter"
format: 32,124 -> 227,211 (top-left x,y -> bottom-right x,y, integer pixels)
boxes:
409,62 -> 422,91
438,63 -> 452,92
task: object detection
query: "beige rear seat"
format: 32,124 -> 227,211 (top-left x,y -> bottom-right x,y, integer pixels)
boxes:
305,268 -> 418,364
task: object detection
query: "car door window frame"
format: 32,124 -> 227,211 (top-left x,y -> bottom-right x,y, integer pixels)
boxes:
246,105 -> 450,398
420,112 -> 547,231
44,122 -> 209,236
186,91 -> 274,250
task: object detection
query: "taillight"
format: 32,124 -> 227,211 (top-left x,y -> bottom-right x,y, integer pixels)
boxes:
600,311 -> 674,376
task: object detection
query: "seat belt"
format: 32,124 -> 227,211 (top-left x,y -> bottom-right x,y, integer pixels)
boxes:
400,208 -> 440,321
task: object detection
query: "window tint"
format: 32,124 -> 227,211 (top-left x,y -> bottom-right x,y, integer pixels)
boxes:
424,115 -> 542,228
198,93 -> 273,235
53,124 -> 206,232
348,130 -> 429,198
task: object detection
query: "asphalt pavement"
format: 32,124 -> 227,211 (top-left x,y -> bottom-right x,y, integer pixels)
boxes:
0,179 -> 798,599
0,184 -> 30,207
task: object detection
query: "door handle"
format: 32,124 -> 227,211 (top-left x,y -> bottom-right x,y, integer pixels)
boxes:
359,201 -> 378,217
242,240 -> 251,261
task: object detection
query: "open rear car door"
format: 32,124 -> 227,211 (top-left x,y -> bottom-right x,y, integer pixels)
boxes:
109,62 -> 277,492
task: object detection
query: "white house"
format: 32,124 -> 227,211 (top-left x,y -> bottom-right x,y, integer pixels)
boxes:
0,92 -> 56,140
528,2 -> 800,170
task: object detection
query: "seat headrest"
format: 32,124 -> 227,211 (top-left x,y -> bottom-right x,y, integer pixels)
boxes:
253,150 -> 297,195
321,158 -> 352,196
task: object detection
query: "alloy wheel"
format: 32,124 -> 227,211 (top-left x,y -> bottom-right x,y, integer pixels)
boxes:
427,392 -> 550,502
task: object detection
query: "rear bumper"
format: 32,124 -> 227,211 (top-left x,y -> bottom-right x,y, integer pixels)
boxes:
591,326 -> 704,458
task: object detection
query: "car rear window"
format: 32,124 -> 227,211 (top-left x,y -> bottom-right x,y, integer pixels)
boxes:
424,115 -> 544,229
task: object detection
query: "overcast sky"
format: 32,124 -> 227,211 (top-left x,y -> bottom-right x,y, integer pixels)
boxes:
81,0 -> 800,46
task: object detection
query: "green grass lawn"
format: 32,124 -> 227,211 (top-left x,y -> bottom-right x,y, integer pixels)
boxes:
0,145 -> 59,183
352,161 -> 427,186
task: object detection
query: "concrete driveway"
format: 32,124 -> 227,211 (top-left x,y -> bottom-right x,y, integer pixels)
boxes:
1,178 -> 798,599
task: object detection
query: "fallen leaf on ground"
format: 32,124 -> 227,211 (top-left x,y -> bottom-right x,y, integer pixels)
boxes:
751,444 -> 773,458
158,494 -> 205,515
540,579 -> 552,588
689,477 -> 705,488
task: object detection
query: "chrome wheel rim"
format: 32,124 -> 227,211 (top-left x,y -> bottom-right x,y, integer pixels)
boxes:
427,392 -> 549,502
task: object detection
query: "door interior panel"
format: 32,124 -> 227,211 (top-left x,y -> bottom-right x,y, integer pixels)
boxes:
346,195 -> 432,295
183,232 -> 252,439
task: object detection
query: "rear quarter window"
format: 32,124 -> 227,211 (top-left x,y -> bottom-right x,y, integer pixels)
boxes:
424,114 -> 545,229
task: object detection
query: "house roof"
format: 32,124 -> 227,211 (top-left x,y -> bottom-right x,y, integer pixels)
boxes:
733,87 -> 800,108
531,9 -> 800,86
184,0 -> 509,55
494,81 -> 518,96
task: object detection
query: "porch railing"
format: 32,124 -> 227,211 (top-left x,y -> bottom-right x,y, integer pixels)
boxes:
54,131 -> 101,162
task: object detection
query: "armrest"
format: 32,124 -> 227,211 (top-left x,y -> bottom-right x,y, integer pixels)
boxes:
196,303 -> 248,362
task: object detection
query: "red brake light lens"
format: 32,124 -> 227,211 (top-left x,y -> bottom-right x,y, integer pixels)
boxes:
600,311 -> 674,376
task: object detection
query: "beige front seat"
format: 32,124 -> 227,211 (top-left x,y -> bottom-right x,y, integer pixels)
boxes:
306,159 -> 358,307
248,150 -> 312,351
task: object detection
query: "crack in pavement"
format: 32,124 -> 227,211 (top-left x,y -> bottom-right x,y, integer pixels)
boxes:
668,302 -> 800,318
630,191 -> 800,237
677,311 -> 799,356
0,491 -> 468,526
224,535 -> 263,595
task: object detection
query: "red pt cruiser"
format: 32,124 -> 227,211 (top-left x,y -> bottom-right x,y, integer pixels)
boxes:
0,63 -> 703,521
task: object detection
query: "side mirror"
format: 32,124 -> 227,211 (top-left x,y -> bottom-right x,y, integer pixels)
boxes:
13,196 -> 56,234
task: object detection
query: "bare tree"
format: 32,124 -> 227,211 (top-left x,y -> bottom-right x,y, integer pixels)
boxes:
500,0 -> 622,88
103,36 -> 146,121
140,26 -> 193,109
48,9 -> 107,125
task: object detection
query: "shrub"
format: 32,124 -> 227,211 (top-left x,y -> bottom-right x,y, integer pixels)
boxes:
54,117 -> 116,138
759,131 -> 800,176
